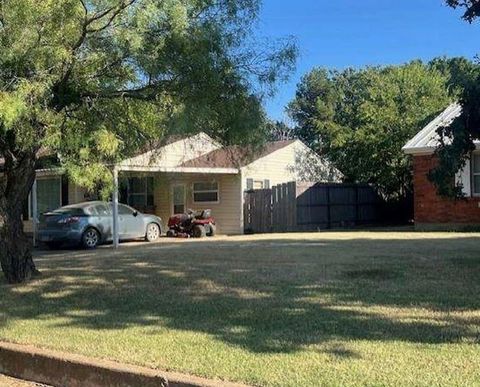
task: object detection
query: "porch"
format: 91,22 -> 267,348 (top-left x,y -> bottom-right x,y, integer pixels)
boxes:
116,168 -> 243,235
24,166 -> 244,241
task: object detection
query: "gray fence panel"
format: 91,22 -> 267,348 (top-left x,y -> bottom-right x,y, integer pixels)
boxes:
244,182 -> 382,233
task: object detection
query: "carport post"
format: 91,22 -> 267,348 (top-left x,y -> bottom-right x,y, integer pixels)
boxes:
32,177 -> 38,247
112,167 -> 119,248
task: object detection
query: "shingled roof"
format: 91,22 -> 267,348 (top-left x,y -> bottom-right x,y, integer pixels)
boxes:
180,140 -> 296,169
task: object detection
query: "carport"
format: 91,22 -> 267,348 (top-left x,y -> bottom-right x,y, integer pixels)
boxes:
29,164 -> 239,247
109,165 -> 239,247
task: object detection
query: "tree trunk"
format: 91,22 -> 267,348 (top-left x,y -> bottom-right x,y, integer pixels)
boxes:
0,152 -> 40,284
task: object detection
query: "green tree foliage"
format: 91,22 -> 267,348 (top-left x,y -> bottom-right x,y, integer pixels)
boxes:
288,62 -> 452,200
428,1 -> 480,197
446,0 -> 480,22
0,0 -> 297,283
265,120 -> 295,141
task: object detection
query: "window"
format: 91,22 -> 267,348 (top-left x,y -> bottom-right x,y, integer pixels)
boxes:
119,204 -> 136,215
93,203 -> 110,216
246,178 -> 270,191
109,203 -> 136,215
173,185 -> 186,214
83,205 -> 98,216
119,176 -> 154,208
472,153 -> 480,196
193,181 -> 219,203
36,178 -> 62,215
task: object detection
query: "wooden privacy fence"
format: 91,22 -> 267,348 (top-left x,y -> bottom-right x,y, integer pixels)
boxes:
244,182 -> 382,234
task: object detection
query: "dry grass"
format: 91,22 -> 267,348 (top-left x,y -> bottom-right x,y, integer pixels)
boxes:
1,231 -> 480,386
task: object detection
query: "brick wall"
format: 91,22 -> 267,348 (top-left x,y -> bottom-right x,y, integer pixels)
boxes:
413,155 -> 480,225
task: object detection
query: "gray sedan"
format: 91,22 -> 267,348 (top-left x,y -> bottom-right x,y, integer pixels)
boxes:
37,201 -> 163,248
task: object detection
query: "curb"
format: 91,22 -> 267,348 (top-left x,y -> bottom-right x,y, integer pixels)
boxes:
0,342 -> 247,387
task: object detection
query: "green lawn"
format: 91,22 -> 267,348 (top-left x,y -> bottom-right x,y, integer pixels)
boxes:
1,232 -> 480,386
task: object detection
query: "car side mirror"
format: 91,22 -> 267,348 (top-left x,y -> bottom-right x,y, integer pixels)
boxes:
133,211 -> 138,217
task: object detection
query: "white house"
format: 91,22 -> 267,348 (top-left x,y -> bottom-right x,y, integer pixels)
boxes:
17,132 -> 340,236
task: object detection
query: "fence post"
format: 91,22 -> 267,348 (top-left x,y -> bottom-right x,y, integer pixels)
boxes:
292,182 -> 297,232
355,185 -> 359,226
326,185 -> 331,229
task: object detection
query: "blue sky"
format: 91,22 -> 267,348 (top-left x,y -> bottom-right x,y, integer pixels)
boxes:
257,0 -> 480,120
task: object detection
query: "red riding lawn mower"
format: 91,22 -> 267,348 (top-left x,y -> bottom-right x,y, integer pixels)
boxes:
166,209 -> 216,238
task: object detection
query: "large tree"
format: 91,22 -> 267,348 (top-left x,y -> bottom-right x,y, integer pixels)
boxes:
288,62 -> 452,200
428,1 -> 480,197
0,0 -> 296,283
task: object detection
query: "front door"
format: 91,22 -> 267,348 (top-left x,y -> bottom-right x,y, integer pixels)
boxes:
172,184 -> 186,214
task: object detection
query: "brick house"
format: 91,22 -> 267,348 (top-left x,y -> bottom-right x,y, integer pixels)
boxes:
403,103 -> 480,230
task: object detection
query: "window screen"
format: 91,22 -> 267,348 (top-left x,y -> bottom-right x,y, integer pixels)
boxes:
473,153 -> 480,195
193,181 -> 219,203
36,178 -> 61,214
119,176 -> 154,208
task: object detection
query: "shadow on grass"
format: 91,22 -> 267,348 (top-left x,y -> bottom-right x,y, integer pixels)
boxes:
1,235 -> 480,355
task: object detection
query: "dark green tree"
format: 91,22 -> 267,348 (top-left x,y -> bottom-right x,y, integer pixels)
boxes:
288,62 -> 451,200
0,0 -> 297,283
428,1 -> 480,197
266,120 -> 295,141
446,0 -> 480,22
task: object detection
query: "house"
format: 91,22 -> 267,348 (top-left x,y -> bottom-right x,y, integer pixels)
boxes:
18,132 -> 340,235
403,103 -> 480,230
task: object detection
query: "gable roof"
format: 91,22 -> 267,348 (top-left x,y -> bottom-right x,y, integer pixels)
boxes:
402,103 -> 463,155
179,140 -> 296,169
0,147 -> 53,171
0,133 -> 216,170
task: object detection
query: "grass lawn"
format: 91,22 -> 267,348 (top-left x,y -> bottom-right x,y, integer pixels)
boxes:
1,232 -> 480,386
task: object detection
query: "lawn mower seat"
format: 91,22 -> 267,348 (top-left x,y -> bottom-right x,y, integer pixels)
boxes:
195,209 -> 212,219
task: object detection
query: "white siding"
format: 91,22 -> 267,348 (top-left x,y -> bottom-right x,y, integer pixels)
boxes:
68,181 -> 87,204
241,140 -> 340,187
456,155 -> 472,197
154,173 -> 243,235
119,133 -> 221,168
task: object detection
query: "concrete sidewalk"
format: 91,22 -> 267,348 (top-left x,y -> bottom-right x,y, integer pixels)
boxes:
0,374 -> 50,386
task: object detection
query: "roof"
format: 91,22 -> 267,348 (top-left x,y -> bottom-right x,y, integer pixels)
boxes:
132,134 -> 191,157
0,147 -> 53,170
1,135 -> 296,174
402,103 -> 463,154
180,140 -> 296,169
0,134 -> 203,169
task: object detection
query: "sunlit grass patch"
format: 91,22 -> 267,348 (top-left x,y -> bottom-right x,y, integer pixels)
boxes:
1,231 -> 479,386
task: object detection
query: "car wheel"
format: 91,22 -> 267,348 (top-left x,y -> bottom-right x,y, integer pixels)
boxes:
193,225 -> 206,238
207,223 -> 216,237
146,223 -> 161,242
82,228 -> 100,249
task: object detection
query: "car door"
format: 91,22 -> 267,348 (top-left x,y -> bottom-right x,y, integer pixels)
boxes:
94,203 -> 112,240
118,204 -> 144,239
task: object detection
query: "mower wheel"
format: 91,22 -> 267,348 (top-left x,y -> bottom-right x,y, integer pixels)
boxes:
207,223 -> 216,237
193,225 -> 207,238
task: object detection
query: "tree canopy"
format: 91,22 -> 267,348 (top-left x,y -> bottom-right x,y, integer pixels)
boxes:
0,0 -> 297,283
446,0 -> 480,22
428,1 -> 480,197
288,61 -> 452,200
